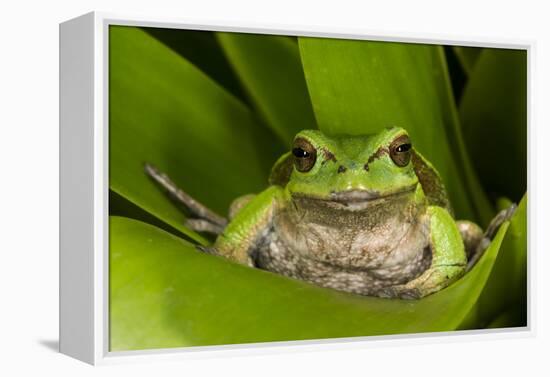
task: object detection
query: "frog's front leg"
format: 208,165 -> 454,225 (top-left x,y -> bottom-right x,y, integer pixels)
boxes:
212,186 -> 284,266
389,206 -> 468,299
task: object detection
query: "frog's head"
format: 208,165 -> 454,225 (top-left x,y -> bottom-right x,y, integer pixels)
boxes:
273,127 -> 421,208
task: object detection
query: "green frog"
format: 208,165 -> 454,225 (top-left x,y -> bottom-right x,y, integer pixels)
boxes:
145,127 -> 514,299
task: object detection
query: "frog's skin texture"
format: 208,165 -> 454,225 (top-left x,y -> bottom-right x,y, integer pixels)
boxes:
145,127 -> 499,299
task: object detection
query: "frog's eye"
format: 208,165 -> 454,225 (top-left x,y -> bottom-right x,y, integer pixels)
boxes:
389,135 -> 412,167
292,138 -> 317,173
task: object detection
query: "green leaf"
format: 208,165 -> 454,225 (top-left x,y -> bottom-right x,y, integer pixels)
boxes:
110,215 -> 508,351
298,37 -> 492,224
217,33 -> 317,145
453,46 -> 483,76
459,48 -> 527,202
459,194 -> 527,329
109,189 -> 201,242
144,27 -> 249,103
109,26 -> 283,242
486,307 -> 524,329
435,48 -> 495,225
442,47 -> 468,103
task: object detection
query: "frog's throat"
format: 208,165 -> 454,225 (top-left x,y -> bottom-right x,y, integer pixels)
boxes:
290,184 -> 418,212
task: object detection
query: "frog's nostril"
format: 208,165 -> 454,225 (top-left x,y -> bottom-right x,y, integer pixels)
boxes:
337,165 -> 347,174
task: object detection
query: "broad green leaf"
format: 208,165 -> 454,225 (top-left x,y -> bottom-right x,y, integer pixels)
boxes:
298,37 -> 492,224
109,189 -> 203,243
453,46 -> 483,76
435,47 -> 494,225
144,27 -> 249,103
109,26 -> 283,242
217,33 -> 317,145
459,48 -> 527,202
459,194 -> 527,329
110,216 -> 508,351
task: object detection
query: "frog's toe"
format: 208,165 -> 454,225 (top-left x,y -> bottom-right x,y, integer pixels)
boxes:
486,204 -> 517,240
196,245 -> 217,254
467,203 -> 518,270
185,218 -> 225,235
456,220 -> 484,260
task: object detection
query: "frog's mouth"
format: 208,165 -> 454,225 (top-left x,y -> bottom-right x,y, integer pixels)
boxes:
293,184 -> 418,211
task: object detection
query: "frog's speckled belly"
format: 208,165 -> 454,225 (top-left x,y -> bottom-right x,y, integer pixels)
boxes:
252,214 -> 433,298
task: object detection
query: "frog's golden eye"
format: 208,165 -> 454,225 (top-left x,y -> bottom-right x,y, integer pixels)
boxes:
389,135 -> 412,167
292,137 -> 317,172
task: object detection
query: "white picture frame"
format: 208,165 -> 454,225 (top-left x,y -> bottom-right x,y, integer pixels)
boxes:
59,11 -> 533,365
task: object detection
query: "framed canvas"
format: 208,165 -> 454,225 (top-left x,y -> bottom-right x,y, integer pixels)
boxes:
59,11 -> 530,365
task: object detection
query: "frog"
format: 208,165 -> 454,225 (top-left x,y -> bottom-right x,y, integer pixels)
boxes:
144,127 -> 515,299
